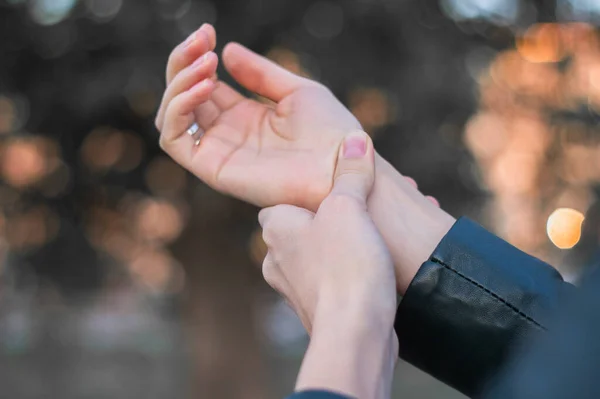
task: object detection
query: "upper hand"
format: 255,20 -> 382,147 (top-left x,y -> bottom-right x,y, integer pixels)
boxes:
258,132 -> 397,334
155,24 -> 361,211
259,132 -> 398,398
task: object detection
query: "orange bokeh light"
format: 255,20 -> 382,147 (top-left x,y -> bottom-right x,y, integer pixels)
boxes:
134,198 -> 185,244
547,208 -> 584,249
1,137 -> 59,188
517,24 -> 565,64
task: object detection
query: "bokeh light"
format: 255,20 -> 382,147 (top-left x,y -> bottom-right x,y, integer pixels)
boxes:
145,156 -> 187,197
517,24 -> 566,63
133,197 -> 185,245
29,0 -> 78,26
249,228 -> 268,267
465,22 -> 600,263
441,0 -> 519,25
0,97 -> 17,135
85,0 -> 122,22
4,205 -> 59,250
128,249 -> 178,293
547,208 -> 585,249
559,0 -> 600,19
81,128 -> 143,173
349,88 -> 395,135
303,2 -> 345,40
1,137 -> 60,189
156,0 -> 193,21
81,127 -> 125,171
266,48 -> 309,78
3,1 -> 600,397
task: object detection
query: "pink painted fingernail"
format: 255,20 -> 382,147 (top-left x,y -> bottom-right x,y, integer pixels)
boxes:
343,134 -> 367,158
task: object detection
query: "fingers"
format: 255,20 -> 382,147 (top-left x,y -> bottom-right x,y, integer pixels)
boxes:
259,205 -> 314,247
261,252 -> 281,290
166,24 -> 217,85
210,80 -> 246,111
404,176 -> 440,207
222,42 -> 316,102
327,131 -> 375,209
159,79 -> 216,151
405,176 -> 418,189
427,196 -> 440,207
192,80 -> 245,131
156,52 -> 219,130
261,253 -> 312,333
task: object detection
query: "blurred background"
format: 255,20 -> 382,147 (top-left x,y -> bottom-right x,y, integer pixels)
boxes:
0,0 -> 599,398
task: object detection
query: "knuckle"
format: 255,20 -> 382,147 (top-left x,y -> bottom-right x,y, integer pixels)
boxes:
317,82 -> 331,94
338,168 -> 367,177
301,82 -> 328,96
312,82 -> 332,96
261,261 -> 279,287
167,46 -> 182,68
158,135 -> 167,151
261,224 -> 277,246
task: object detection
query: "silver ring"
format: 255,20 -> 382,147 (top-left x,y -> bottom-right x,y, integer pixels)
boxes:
186,123 -> 200,136
185,123 -> 205,146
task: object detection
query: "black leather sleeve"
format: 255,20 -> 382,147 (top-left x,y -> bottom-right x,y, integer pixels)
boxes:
394,217 -> 575,397
483,266 -> 600,399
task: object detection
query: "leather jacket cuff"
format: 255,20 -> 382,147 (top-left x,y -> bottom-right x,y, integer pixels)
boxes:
394,217 -> 572,397
285,390 -> 353,399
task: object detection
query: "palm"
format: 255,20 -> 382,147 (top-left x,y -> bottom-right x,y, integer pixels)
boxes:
193,85 -> 361,210
159,38 -> 361,210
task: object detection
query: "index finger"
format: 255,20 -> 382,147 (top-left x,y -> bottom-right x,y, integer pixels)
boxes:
258,205 -> 314,246
166,24 -> 217,85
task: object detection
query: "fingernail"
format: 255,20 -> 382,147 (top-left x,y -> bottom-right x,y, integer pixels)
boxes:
201,79 -> 213,89
184,31 -> 197,48
192,53 -> 210,67
191,79 -> 212,91
343,134 -> 367,158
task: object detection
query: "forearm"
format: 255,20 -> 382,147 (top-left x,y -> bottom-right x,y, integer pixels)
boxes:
368,154 -> 455,294
296,303 -> 397,399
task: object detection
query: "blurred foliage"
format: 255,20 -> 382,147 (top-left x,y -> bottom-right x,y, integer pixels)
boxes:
465,22 -> 600,274
0,0 -> 489,296
1,0 -> 600,397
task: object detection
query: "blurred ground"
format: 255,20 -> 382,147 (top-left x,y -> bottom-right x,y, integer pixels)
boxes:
0,0 -> 599,398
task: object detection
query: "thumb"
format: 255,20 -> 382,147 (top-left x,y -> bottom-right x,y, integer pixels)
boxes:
330,131 -> 375,207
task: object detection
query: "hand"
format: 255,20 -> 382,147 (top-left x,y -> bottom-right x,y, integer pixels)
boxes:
259,132 -> 397,398
155,24 -> 455,297
258,131 -> 396,333
156,24 -> 361,211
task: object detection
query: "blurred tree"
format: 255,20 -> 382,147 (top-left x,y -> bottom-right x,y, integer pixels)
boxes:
1,0 -> 598,398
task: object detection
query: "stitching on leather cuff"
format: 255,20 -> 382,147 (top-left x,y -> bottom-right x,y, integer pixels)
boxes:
430,257 -> 546,331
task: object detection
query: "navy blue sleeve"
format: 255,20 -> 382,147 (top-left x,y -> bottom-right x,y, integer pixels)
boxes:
395,217 -> 574,397
285,390 -> 354,399
483,266 -> 600,399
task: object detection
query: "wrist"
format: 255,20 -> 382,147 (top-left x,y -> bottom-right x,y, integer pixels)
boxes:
312,294 -> 396,339
297,301 -> 397,398
369,153 -> 455,294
